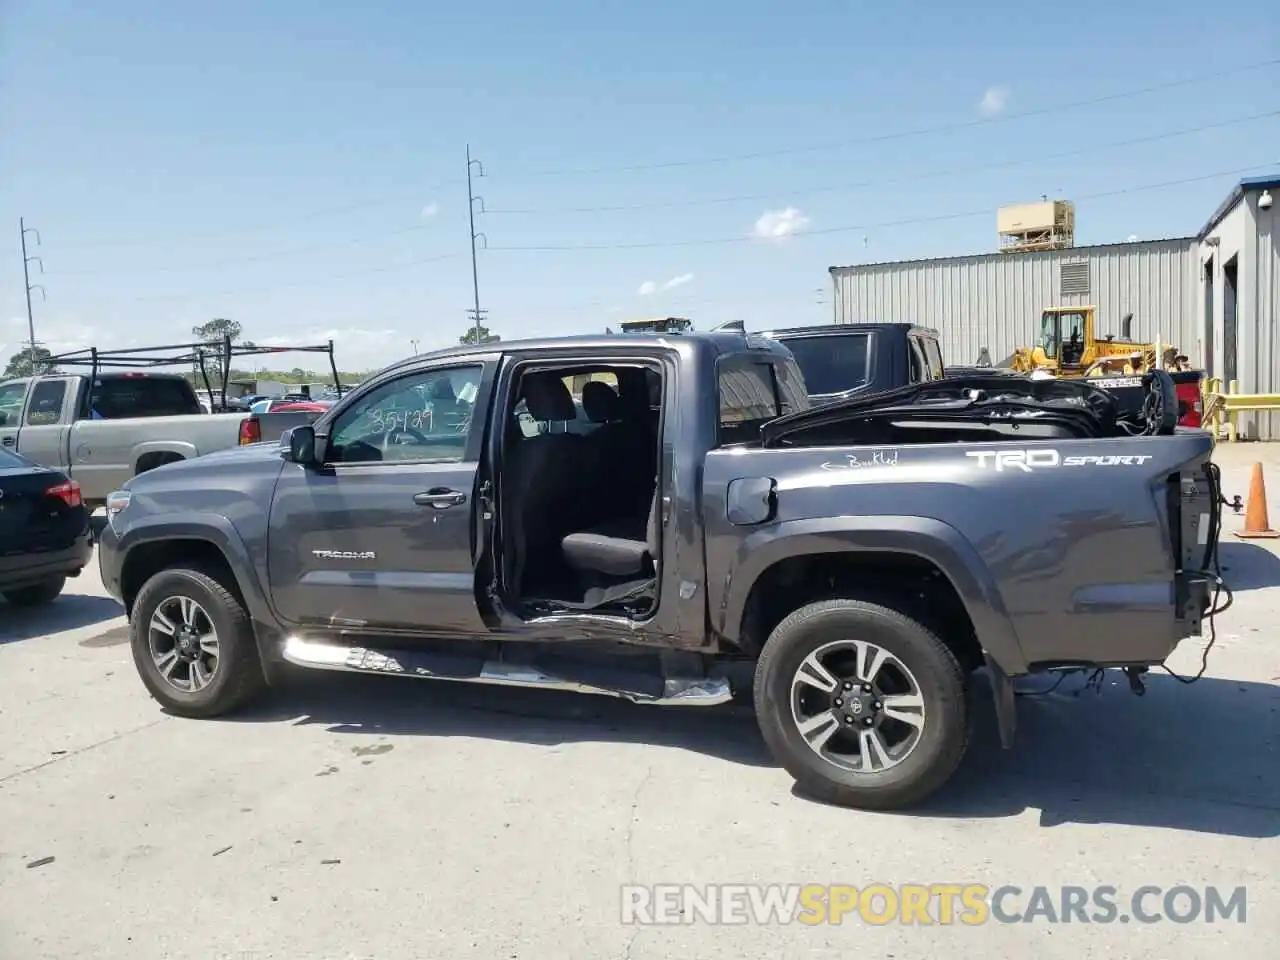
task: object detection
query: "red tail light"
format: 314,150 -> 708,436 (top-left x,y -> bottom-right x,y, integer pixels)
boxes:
46,480 -> 83,508
239,418 -> 262,445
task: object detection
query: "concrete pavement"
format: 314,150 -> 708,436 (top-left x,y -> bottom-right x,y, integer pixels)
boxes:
1,444 -> 1277,958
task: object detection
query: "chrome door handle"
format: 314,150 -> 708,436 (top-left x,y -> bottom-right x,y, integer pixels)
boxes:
414,489 -> 467,508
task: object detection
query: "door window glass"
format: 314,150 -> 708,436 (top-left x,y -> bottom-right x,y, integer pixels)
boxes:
25,380 -> 67,425
326,365 -> 483,464
907,339 -> 928,382
0,381 -> 28,428
921,338 -> 945,379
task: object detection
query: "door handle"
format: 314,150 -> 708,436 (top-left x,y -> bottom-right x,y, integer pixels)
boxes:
1,436 -> 14,446
414,488 -> 467,509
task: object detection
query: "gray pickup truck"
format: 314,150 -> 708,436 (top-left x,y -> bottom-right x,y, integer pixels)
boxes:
96,331 -> 1222,809
0,372 -> 255,508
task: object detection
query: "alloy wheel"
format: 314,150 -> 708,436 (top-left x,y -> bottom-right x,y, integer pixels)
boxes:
790,639 -> 926,773
147,596 -> 220,693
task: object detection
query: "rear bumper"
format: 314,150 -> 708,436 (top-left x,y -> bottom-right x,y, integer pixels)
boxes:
0,528 -> 94,592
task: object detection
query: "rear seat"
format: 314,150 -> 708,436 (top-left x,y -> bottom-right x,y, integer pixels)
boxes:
562,490 -> 657,579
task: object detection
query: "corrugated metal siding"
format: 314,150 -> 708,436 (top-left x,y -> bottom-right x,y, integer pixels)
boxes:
1249,196 -> 1279,438
831,239 -> 1201,369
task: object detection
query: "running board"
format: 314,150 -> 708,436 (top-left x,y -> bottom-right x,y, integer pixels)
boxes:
282,636 -> 733,707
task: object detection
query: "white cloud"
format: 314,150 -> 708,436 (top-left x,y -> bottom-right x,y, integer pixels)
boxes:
420,202 -> 440,219
637,272 -> 696,296
1127,234 -> 1139,242
753,207 -> 809,241
978,85 -> 1009,116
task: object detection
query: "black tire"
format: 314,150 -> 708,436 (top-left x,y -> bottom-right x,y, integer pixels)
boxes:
753,597 -> 969,811
130,567 -> 266,718
3,575 -> 67,607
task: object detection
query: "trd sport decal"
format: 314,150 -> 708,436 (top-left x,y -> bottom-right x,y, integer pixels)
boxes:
965,450 -> 1154,473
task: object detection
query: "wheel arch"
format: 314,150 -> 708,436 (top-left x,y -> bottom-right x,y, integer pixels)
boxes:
719,516 -> 1028,676
117,516 -> 271,627
131,441 -> 198,476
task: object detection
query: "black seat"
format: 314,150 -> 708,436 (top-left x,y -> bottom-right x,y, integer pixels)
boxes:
504,374 -> 588,591
562,487 -> 658,579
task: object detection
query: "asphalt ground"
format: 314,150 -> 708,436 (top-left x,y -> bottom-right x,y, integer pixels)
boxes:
1,443 -> 1276,958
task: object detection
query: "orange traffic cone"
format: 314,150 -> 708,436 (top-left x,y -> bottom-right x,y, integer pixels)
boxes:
1235,462 -> 1279,538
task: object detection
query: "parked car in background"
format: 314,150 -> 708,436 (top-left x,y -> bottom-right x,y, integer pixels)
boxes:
0,371 -> 265,508
0,447 -> 93,606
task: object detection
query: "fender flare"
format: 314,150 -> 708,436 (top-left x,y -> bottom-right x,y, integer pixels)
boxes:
116,513 -> 273,626
718,515 -> 1028,675
131,441 -> 199,474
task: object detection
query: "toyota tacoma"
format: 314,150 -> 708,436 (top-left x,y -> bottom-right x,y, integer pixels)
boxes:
96,330 -> 1223,810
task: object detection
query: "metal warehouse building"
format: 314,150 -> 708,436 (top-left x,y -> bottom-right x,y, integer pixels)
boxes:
829,174 -> 1280,438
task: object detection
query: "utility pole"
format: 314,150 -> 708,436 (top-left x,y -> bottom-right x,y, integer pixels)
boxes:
466,145 -> 487,344
19,218 -> 46,362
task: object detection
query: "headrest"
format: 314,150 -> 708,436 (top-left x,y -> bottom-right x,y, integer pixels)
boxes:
426,378 -> 456,401
522,374 -> 576,422
581,381 -> 620,423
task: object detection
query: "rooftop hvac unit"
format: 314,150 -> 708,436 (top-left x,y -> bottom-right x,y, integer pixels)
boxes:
997,200 -> 1075,254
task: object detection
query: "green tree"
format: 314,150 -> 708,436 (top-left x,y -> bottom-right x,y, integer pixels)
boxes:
459,324 -> 501,345
3,346 -> 59,378
192,317 -> 243,345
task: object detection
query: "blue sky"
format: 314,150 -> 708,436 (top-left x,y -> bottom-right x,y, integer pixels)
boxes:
2,0 -> 1278,372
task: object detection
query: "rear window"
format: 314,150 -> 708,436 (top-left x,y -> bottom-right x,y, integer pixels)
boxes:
717,357 -> 780,445
89,377 -> 200,419
781,333 -> 870,395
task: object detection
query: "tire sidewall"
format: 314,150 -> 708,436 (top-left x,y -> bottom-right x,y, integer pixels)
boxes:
130,569 -> 247,711
756,602 -> 966,803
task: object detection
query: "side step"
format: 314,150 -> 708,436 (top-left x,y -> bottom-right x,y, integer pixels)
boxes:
282,636 -> 733,707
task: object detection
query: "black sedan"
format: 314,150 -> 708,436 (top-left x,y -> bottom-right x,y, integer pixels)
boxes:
0,448 -> 93,607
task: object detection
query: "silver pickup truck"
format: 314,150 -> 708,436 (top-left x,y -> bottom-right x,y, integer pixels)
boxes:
0,371 -> 253,507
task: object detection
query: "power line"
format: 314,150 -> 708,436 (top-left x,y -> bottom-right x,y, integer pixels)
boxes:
52,177 -> 466,253
484,110 -> 1280,215
506,57 -> 1280,178
19,218 -> 47,358
50,222 -> 448,278
486,162 -> 1278,252
127,251 -> 465,304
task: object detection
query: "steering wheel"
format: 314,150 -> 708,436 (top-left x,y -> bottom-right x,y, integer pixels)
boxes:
1140,370 -> 1179,436
381,425 -> 430,452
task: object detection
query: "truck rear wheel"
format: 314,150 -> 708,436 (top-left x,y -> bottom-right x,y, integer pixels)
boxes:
130,567 -> 266,718
753,597 -> 969,810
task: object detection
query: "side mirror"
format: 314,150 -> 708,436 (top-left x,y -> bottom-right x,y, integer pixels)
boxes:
285,425 -> 317,465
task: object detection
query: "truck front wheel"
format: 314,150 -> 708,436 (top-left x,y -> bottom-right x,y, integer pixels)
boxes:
753,597 -> 969,810
130,567 -> 266,718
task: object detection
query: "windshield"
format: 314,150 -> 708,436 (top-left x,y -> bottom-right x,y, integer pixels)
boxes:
782,333 -> 871,395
